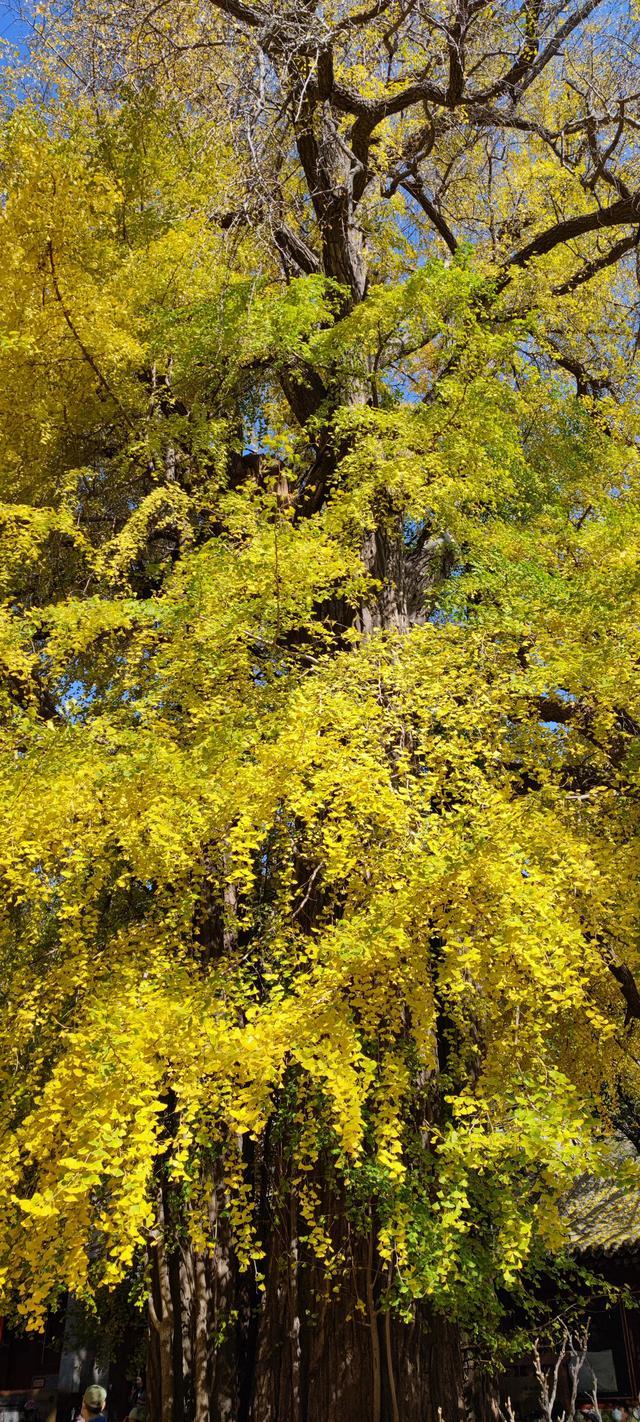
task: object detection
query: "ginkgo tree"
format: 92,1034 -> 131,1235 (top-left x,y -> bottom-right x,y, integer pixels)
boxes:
1,1 -> 640,1419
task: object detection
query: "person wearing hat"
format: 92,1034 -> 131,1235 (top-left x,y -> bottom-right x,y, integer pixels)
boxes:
81,1385 -> 108,1421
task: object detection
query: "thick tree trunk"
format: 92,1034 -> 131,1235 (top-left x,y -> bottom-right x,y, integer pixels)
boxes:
146,1175 -> 478,1422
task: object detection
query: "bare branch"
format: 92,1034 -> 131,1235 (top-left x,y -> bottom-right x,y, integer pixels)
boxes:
567,1326 -> 591,1420
532,1328 -> 569,1422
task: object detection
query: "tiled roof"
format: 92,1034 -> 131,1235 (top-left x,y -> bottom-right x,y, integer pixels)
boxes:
564,1139 -> 640,1257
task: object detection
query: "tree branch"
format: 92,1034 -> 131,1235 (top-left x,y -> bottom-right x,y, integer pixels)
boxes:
445,0 -> 469,107
331,76 -> 447,125
47,240 -> 134,427
553,229 -> 640,294
274,223 -> 321,275
470,0 -> 606,103
207,0 -> 264,27
602,947 -> 640,1025
537,695 -> 640,739
501,191 -> 640,279
400,175 -> 458,252
332,0 -> 396,35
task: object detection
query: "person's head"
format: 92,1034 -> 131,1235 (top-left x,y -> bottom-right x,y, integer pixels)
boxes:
81,1385 -> 107,1420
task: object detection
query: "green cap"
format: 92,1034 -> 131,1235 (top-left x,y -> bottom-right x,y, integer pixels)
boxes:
83,1385 -> 107,1412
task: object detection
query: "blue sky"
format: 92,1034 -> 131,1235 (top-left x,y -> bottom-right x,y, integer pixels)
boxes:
0,2 -> 29,60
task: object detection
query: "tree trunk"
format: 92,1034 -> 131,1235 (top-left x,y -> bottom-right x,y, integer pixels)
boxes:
366,1227 -> 382,1422
148,1264 -> 174,1422
194,1254 -> 211,1422
148,1189 -> 176,1422
145,1173 -> 479,1422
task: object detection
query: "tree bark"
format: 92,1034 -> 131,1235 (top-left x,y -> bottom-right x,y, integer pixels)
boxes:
148,1202 -> 175,1422
145,1168 -> 478,1422
194,1254 -> 211,1422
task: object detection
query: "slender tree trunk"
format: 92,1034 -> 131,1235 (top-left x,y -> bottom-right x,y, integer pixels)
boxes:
155,1284 -> 173,1420
148,1196 -> 175,1422
384,1305 -> 401,1422
366,1227 -> 382,1422
287,1192 -> 303,1422
211,1209 -> 237,1422
194,1254 -> 211,1422
147,1310 -> 162,1422
170,1246 -> 187,1422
